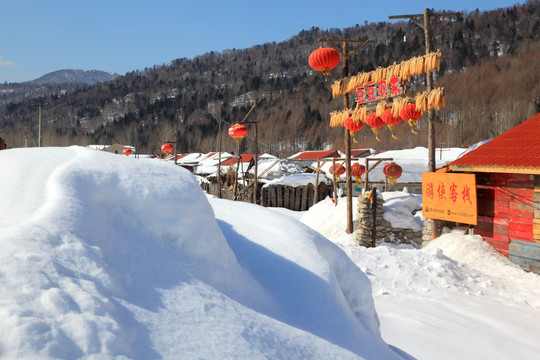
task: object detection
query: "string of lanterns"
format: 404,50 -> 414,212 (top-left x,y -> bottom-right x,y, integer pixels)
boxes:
328,162 -> 402,185
308,46 -> 446,142
332,88 -> 445,141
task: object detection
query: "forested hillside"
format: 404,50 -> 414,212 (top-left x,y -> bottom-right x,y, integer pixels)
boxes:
1,1 -> 539,156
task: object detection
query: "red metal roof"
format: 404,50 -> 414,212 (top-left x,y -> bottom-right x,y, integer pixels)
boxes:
451,113 -> 540,171
220,154 -> 260,166
290,150 -> 340,160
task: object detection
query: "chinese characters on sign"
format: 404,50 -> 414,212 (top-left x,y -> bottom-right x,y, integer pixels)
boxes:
422,172 -> 477,225
356,76 -> 403,104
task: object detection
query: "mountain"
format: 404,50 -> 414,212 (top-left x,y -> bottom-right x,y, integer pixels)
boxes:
29,69 -> 121,85
0,1 -> 539,155
0,70 -> 120,107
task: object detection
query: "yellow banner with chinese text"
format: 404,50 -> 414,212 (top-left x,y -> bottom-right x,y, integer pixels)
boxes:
422,172 -> 477,225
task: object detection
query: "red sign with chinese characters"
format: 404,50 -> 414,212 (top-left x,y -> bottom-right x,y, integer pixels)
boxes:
356,76 -> 403,104
422,172 -> 477,225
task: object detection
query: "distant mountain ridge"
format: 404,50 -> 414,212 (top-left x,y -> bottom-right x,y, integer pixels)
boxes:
30,69 -> 121,85
0,1 -> 539,154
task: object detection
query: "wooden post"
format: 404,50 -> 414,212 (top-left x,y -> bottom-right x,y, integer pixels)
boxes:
253,122 -> 258,204
332,158 -> 338,206
342,41 -> 354,234
301,185 -> 308,211
38,103 -> 42,147
233,143 -> 240,199
314,159 -> 320,204
388,10 -> 461,240
317,38 -> 372,233
423,8 -> 440,239
217,117 -> 223,198
371,187 -> 377,247
364,157 -> 369,193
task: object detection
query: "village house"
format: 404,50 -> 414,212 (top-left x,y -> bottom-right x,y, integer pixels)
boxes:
448,113 -> 540,274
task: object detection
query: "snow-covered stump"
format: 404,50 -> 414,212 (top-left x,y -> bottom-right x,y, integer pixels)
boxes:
356,192 -> 422,247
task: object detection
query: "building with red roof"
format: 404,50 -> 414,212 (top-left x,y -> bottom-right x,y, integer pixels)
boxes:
451,113 -> 540,174
288,150 -> 342,160
448,113 -> 540,274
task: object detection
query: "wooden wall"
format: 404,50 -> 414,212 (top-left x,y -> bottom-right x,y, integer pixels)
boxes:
535,175 -> 540,243
475,173 -> 536,257
260,183 -> 332,211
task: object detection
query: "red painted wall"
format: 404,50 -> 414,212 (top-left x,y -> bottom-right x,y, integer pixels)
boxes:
475,173 -> 535,257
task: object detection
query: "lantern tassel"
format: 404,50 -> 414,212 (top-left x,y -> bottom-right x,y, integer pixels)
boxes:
388,124 -> 398,140
408,119 -> 419,135
390,176 -> 396,185
371,127 -> 382,142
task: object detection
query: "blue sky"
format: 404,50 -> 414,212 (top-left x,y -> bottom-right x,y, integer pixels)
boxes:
0,0 -> 525,83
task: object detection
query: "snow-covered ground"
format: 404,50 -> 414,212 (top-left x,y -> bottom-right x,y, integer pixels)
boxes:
1,146 -> 539,359
294,197 -> 540,360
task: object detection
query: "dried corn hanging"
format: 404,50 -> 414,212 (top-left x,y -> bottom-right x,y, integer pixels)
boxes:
415,91 -> 428,113
351,104 -> 367,123
427,87 -> 445,110
391,97 -> 408,119
329,51 -> 442,98
329,111 -> 339,128
376,101 -> 387,117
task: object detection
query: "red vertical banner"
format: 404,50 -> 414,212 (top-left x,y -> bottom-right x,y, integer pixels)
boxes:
422,172 -> 477,225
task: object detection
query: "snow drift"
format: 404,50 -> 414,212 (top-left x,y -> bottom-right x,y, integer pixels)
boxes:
0,146 -> 404,359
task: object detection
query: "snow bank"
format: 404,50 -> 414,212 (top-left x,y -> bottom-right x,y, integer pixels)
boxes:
295,191 -> 540,360
0,146 -> 403,359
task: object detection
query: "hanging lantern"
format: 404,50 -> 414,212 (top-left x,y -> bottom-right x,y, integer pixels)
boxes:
308,47 -> 340,76
364,113 -> 385,142
228,123 -> 248,143
328,164 -> 346,177
350,163 -> 366,184
161,142 -> 174,155
400,103 -> 423,134
383,162 -> 402,185
381,109 -> 403,140
122,148 -> 132,156
344,116 -> 364,142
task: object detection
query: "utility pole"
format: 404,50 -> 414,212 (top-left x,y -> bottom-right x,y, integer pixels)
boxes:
318,38 -> 372,234
34,102 -> 48,147
389,9 -> 461,238
217,115 -> 223,198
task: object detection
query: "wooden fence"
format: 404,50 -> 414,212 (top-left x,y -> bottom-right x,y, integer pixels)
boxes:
200,181 -> 332,211
260,183 -> 332,211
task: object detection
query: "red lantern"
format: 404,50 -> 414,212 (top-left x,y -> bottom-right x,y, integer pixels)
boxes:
364,113 -> 385,141
122,148 -> 132,156
400,103 -> 423,134
228,123 -> 248,143
381,109 -> 403,140
350,163 -> 366,184
383,162 -> 402,185
161,142 -> 174,155
329,164 -> 346,177
308,47 -> 340,76
344,116 -> 364,138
